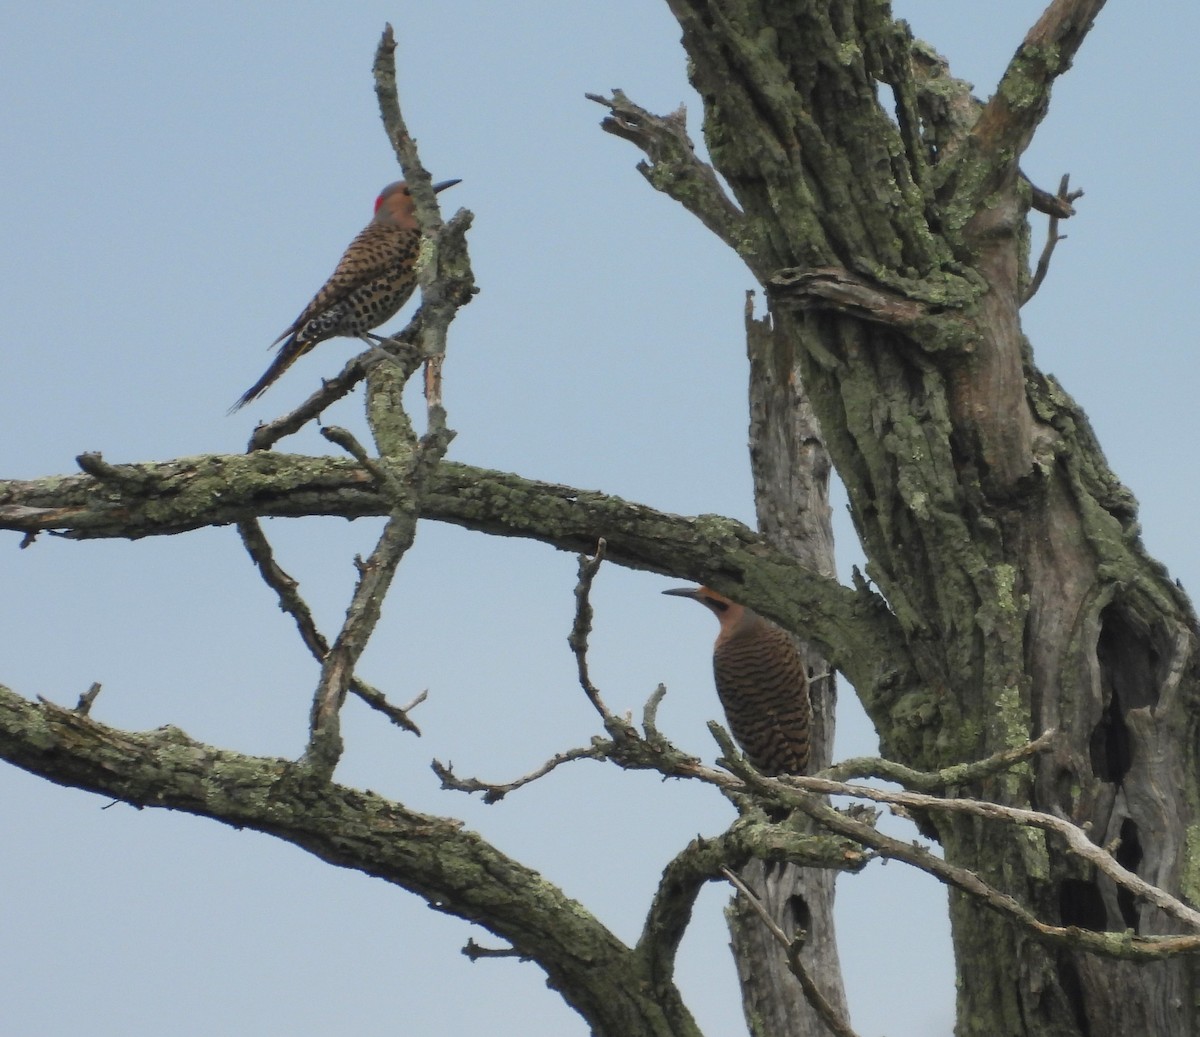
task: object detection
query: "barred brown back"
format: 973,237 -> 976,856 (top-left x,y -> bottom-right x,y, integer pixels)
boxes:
713,620 -> 811,775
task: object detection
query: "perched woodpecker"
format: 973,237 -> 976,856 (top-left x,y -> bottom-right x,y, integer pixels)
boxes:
664,586 -> 811,775
231,178 -> 461,411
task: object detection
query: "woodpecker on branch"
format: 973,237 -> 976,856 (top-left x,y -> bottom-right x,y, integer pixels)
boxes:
664,586 -> 811,775
231,178 -> 460,411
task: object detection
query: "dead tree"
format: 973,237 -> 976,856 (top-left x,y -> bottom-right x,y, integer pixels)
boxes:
2,6 -> 1199,1036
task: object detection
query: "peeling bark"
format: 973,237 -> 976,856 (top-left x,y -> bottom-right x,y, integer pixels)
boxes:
3,4 -> 1198,1036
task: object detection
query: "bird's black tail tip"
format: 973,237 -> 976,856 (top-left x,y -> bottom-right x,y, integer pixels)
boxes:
227,387 -> 261,415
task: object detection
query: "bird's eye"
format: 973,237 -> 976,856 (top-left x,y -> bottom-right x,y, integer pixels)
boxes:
708,598 -> 728,612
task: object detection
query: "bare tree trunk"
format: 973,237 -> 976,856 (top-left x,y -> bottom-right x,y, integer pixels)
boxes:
725,307 -> 848,1036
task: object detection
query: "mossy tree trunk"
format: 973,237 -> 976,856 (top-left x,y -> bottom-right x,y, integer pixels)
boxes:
2,5 -> 1199,1037
649,1 -> 1200,1033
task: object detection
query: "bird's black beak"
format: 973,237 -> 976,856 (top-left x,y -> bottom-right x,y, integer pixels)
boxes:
662,587 -> 702,600
433,178 -> 462,194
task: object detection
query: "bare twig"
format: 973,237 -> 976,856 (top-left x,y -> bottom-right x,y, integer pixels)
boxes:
236,519 -> 328,661
374,25 -> 443,234
567,539 -> 622,724
373,25 -> 473,459
305,507 -> 419,771
350,682 -> 424,735
244,322 -> 424,453
824,727 -> 1058,789
710,722 -> 1200,940
786,773 -> 1200,933
720,866 -> 861,1037
321,426 -> 390,485
461,938 -> 530,963
707,742 -> 1200,959
75,682 -> 102,715
300,26 -> 479,772
1024,173 -> 1084,304
433,745 -> 608,803
236,518 -> 421,735
244,360 -> 365,452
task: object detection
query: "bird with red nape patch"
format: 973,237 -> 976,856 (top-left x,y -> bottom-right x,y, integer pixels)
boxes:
231,177 -> 460,412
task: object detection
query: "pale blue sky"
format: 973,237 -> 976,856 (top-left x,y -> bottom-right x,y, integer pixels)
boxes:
2,3 -> 1197,1035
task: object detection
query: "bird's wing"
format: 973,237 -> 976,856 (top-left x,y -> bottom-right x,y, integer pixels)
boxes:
271,223 -> 415,346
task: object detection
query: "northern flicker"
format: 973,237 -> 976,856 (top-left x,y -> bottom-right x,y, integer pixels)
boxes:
231,177 -> 461,411
664,586 -> 811,775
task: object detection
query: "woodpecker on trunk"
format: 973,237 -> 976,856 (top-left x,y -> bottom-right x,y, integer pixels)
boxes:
231,178 -> 460,412
664,586 -> 811,775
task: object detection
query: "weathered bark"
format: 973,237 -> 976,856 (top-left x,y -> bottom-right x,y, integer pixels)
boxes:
723,303 -> 849,1037
0,454 -> 902,696
649,1 -> 1200,1034
4,5 -> 1200,1036
0,688 -> 705,1037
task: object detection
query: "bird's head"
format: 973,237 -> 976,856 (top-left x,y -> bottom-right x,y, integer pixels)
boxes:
663,585 -> 757,640
373,178 -> 462,228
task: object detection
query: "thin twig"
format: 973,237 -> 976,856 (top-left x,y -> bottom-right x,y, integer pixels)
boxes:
300,26 -> 478,771
1024,173 -> 1084,304
349,681 -> 423,735
432,745 -> 608,803
567,538 -> 615,719
461,938 -> 530,963
321,426 -> 390,485
824,728 -> 1058,789
720,866 -> 861,1037
244,360 -> 366,452
236,518 -> 421,735
788,774 -> 1200,932
244,321 -> 424,453
237,518 -> 327,660
713,725 -> 1200,937
75,682 -> 102,715
305,507 -> 419,771
372,28 -> 471,477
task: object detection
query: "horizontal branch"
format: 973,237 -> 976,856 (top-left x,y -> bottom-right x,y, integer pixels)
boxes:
825,728 -> 1058,790
0,682 -> 698,1035
0,454 -> 907,693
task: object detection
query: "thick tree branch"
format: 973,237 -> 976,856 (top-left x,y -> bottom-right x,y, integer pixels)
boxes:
0,684 -> 704,1037
0,456 -> 906,698
587,90 -> 751,261
970,0 -> 1107,189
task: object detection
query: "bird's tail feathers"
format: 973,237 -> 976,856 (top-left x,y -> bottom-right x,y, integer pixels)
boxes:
228,335 -> 308,414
